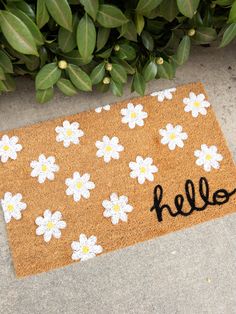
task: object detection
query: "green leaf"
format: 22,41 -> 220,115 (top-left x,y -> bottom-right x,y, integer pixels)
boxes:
96,27 -> 111,51
80,0 -> 99,21
136,0 -> 163,15
58,14 -> 78,53
25,56 -> 40,71
96,81 -> 109,93
111,58 -> 136,75
135,13 -> 145,35
146,20 -> 166,34
118,23 -> 128,37
36,87 -> 54,103
97,5 -> 128,28
177,0 -> 200,18
228,1 -> 236,23
13,66 -> 28,76
203,8 -> 212,27
90,63 -> 105,84
0,11 -> 38,56
9,1 -> 35,20
77,14 -> 96,60
110,80 -> 123,96
157,61 -> 175,79
176,35 -> 190,65
0,50 -> 13,73
119,20 -> 137,42
36,0 -> 49,29
141,31 -> 154,51
214,0 -> 234,6
192,11 -> 204,26
4,74 -> 16,92
8,8 -> 44,45
220,23 -> 236,47
132,72 -> 146,96
39,46 -> 48,67
0,80 -> 7,92
0,66 -> 6,80
46,0 -> 72,31
116,44 -> 136,60
56,78 -> 77,96
194,27 -> 217,44
67,64 -> 92,91
142,61 -> 157,82
164,31 -> 180,50
35,63 -> 61,89
110,64 -> 127,83
159,0 -> 179,22
60,50 -> 93,66
96,47 -> 113,58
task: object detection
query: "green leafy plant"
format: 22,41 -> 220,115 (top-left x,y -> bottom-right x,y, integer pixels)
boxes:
0,0 -> 235,103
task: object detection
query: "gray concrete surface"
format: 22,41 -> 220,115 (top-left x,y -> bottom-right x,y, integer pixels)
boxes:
0,42 -> 236,314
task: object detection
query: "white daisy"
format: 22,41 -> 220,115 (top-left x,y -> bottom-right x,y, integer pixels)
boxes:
65,171 -> 95,202
95,104 -> 110,113
35,209 -> 66,242
1,192 -> 27,223
30,154 -> 59,184
102,193 -> 133,225
129,156 -> 158,184
150,87 -> 176,102
120,103 -> 148,129
0,135 -> 22,163
183,92 -> 210,117
159,123 -> 188,150
55,120 -> 84,148
95,136 -> 124,163
194,144 -> 223,172
71,234 -> 103,261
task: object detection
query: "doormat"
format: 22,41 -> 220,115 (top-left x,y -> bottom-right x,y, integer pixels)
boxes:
0,82 -> 236,277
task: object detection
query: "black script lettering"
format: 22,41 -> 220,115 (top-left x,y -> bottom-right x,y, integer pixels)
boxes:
150,177 -> 236,222
150,185 -> 179,222
213,189 -> 235,205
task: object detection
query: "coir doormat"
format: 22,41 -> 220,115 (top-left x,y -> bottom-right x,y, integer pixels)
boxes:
0,82 -> 236,277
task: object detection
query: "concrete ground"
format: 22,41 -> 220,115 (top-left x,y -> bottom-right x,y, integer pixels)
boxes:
0,42 -> 235,314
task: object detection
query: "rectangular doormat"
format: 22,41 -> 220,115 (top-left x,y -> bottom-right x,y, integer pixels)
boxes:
0,82 -> 236,277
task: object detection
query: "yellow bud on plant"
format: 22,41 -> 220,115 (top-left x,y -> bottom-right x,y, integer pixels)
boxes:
103,77 -> 110,85
156,57 -> 164,65
114,45 -> 120,52
188,28 -> 196,37
105,63 -> 113,71
58,60 -> 68,69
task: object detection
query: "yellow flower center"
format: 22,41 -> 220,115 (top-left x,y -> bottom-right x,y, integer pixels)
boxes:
41,164 -> 47,172
169,133 -> 176,140
105,145 -> 112,152
205,154 -> 212,161
7,204 -> 14,212
66,129 -> 73,137
194,101 -> 200,107
140,166 -> 146,173
113,204 -> 120,213
76,181 -> 83,189
47,221 -> 54,230
82,246 -> 89,254
3,145 -> 9,151
130,112 -> 137,119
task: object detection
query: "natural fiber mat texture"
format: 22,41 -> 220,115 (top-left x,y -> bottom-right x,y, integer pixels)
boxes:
0,82 -> 236,277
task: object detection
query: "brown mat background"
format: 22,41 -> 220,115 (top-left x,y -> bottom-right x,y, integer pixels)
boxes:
0,82 -> 235,277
